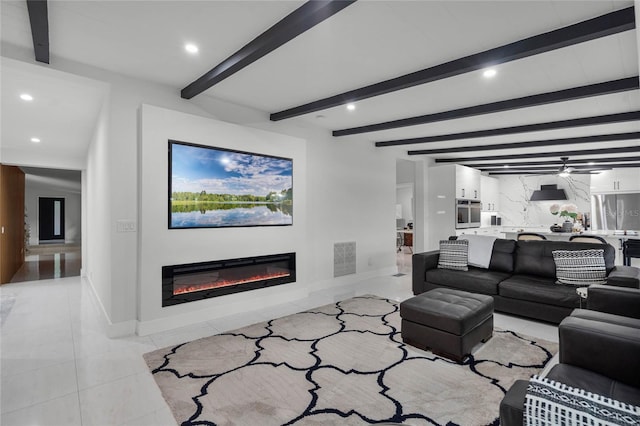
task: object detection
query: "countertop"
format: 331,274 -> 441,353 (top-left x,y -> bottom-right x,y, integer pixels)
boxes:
500,229 -> 640,239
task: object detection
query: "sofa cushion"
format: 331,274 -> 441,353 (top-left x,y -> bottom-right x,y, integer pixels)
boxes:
488,239 -> 516,273
426,267 -> 510,295
499,274 -> 579,308
514,240 -> 615,279
552,249 -> 607,286
437,240 -> 468,271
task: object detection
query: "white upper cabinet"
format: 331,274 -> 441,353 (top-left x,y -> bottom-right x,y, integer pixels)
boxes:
480,175 -> 500,211
455,165 -> 481,200
590,168 -> 640,193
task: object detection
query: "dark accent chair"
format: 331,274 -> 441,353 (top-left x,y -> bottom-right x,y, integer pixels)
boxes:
499,286 -> 640,425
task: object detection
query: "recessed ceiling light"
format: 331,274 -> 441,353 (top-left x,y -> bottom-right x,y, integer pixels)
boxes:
346,103 -> 356,111
503,165 -> 509,168
185,43 -> 199,54
588,162 -> 595,165
483,68 -> 497,78
20,93 -> 33,101
30,137 -> 41,143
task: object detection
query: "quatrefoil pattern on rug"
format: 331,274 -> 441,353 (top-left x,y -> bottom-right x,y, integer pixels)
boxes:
144,295 -> 557,426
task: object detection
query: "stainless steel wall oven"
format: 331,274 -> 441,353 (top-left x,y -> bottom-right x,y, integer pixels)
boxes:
456,199 -> 481,229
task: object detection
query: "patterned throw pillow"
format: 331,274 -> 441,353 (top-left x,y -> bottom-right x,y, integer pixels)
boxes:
437,240 -> 469,271
524,375 -> 640,426
552,249 -> 606,286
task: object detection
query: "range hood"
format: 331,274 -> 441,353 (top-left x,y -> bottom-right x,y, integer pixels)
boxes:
530,184 -> 568,201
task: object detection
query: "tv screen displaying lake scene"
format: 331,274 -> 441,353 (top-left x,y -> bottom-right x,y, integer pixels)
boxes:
169,140 -> 293,229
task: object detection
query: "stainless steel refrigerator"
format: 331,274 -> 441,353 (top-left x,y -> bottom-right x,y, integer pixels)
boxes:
591,193 -> 640,231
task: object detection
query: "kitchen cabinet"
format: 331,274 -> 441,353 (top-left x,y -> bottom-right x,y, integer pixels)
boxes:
455,165 -> 481,200
590,168 -> 640,193
427,164 -> 482,246
480,175 -> 500,211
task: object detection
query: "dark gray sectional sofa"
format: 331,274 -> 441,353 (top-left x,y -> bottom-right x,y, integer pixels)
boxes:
412,239 -> 640,324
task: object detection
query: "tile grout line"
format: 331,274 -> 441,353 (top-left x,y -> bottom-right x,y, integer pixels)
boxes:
67,282 -> 85,426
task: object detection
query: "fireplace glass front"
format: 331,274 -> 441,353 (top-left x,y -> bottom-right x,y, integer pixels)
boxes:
162,253 -> 296,306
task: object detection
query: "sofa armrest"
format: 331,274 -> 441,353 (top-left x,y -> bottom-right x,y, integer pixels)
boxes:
499,380 -> 529,426
586,285 -> 640,319
412,250 -> 439,295
559,316 -> 640,388
606,265 -> 640,288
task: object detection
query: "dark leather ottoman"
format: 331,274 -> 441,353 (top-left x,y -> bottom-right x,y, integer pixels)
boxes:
400,288 -> 494,362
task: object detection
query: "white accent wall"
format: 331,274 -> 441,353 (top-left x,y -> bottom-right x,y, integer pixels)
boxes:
497,174 -> 591,228
138,105 -> 307,332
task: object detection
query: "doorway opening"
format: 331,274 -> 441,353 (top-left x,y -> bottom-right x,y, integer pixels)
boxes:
396,159 -> 416,276
9,167 -> 82,283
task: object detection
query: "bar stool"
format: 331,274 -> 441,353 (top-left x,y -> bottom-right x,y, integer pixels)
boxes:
623,239 -> 640,266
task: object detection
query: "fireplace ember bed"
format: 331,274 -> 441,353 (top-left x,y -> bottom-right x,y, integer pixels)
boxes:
162,253 -> 296,306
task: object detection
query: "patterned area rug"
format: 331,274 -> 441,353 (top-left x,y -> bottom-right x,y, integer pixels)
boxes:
144,295 -> 558,426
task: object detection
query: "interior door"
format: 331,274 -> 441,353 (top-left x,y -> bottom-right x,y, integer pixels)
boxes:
39,197 -> 65,242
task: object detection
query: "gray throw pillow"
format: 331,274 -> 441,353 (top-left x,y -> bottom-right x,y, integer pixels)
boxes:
438,240 -> 469,271
552,249 -> 606,286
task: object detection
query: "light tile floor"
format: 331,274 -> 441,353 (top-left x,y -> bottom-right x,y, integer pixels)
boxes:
0,273 -> 558,425
10,249 -> 82,283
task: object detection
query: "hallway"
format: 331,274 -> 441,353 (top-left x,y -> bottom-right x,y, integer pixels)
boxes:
10,244 -> 81,283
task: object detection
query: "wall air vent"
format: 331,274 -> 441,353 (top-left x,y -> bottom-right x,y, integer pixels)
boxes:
334,242 -> 356,277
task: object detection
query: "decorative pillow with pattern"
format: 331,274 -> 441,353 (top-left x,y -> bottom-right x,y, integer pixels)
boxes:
437,240 -> 469,271
552,249 -> 606,286
524,375 -> 640,426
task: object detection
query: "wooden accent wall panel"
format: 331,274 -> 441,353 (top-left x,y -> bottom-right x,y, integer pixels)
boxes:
0,165 -> 25,284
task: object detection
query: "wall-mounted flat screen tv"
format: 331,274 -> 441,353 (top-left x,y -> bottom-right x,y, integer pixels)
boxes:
168,140 -> 293,229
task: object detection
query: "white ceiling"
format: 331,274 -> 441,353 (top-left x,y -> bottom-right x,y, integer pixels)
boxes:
1,0 -> 639,174
1,57 -> 106,169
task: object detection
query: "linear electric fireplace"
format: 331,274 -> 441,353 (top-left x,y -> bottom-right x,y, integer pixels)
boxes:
162,253 -> 296,307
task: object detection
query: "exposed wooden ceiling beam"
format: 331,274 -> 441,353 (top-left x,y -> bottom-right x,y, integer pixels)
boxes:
374,111 -> 640,147
464,156 -> 640,168
271,6 -> 636,122
181,0 -> 356,99
26,0 -> 49,64
488,170 -> 612,175
407,132 -> 640,156
433,146 -> 640,163
335,77 -> 639,136
478,164 -> 639,171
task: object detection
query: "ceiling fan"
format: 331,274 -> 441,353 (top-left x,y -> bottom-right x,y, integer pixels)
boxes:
557,157 -> 575,177
522,157 -> 609,176
556,157 -> 612,176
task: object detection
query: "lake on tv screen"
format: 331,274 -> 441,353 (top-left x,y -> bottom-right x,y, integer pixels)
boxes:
171,203 -> 292,228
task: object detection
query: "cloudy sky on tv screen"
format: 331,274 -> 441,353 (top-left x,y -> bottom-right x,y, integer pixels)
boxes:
171,143 -> 292,196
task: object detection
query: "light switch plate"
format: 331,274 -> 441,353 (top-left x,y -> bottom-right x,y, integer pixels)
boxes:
116,220 -> 136,233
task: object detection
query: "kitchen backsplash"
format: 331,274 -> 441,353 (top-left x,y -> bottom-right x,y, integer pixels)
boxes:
496,174 -> 591,227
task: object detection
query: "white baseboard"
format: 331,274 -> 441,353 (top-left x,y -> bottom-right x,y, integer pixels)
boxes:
310,266 -> 398,291
84,274 -> 137,337
136,283 -> 309,336
88,266 -> 397,338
